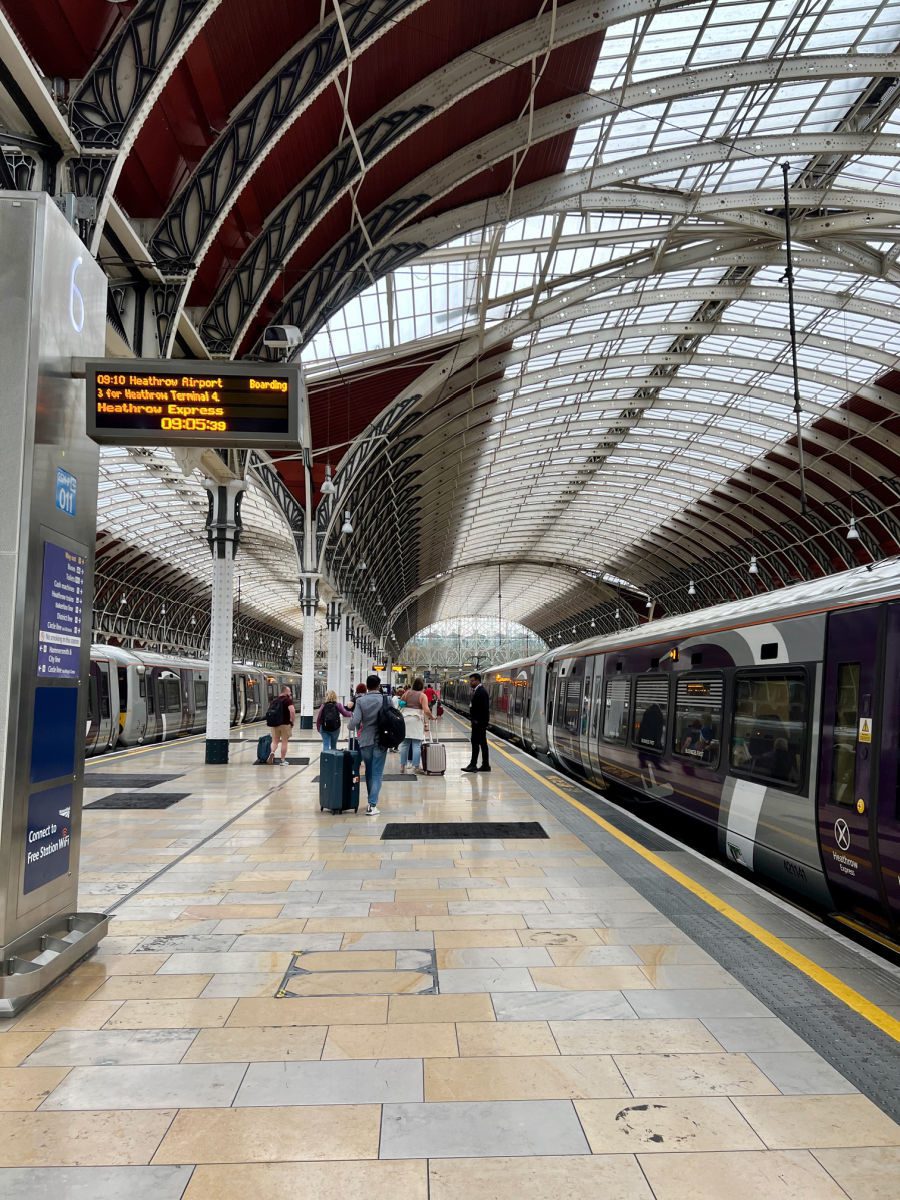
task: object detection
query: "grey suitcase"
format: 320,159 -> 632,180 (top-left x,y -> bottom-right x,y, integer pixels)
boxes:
421,733 -> 446,776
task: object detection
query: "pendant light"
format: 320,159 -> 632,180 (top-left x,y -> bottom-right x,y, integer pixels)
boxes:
688,580 -> 696,597
748,556 -> 759,576
846,516 -> 860,541
341,511 -> 353,535
320,465 -> 335,496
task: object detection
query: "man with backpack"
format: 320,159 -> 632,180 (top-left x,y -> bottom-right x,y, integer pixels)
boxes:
266,685 -> 295,765
348,674 -> 405,815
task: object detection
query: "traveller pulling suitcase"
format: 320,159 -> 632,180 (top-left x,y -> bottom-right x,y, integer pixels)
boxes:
421,726 -> 446,776
319,742 -> 361,813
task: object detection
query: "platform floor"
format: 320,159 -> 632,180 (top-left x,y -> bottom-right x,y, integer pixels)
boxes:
1,717 -> 899,1198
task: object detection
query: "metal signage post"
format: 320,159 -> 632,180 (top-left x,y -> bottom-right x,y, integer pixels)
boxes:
0,194 -> 108,1013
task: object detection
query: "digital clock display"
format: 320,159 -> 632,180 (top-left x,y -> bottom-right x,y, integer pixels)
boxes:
85,359 -> 301,448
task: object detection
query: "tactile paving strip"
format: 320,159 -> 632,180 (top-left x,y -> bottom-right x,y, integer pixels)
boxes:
500,751 -> 900,1124
83,774 -> 183,789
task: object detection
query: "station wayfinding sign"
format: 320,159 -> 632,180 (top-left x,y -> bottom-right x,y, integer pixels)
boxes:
85,359 -> 301,448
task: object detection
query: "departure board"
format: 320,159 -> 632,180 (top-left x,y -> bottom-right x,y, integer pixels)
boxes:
85,359 -> 301,448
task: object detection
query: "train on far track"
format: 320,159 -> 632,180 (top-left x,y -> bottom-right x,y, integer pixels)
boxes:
86,644 -> 324,756
445,560 -> 900,944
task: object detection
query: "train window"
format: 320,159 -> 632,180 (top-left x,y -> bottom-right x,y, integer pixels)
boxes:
88,673 -> 99,723
673,675 -> 724,767
99,671 -> 111,720
590,675 -> 603,738
760,643 -> 779,660
138,673 -> 146,698
830,663 -> 860,808
161,677 -> 181,713
602,678 -> 631,743
194,680 -> 208,710
632,676 -> 669,752
730,671 -> 808,789
117,667 -> 128,710
146,677 -> 156,716
564,679 -> 582,733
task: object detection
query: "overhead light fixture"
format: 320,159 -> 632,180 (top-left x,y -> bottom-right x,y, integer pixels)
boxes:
846,516 -> 860,541
645,596 -> 651,609
688,580 -> 696,596
341,511 -> 353,535
357,560 -> 367,571
614,607 -> 620,620
320,465 -> 335,495
748,556 -> 759,576
119,593 -> 127,608
590,618 -> 596,628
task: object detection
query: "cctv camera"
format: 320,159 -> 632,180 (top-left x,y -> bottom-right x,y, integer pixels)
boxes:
263,324 -> 302,350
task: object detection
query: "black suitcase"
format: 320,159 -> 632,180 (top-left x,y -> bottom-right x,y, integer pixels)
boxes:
319,748 -> 361,813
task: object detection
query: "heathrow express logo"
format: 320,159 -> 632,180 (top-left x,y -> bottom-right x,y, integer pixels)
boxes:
834,819 -> 851,851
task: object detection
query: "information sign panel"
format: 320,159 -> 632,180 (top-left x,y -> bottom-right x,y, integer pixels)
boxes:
86,359 -> 301,448
37,541 -> 86,680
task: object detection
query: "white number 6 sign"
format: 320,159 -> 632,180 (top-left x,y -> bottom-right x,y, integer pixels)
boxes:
69,256 -> 85,334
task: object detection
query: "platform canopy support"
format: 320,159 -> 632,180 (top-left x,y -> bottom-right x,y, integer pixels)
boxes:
204,478 -> 246,764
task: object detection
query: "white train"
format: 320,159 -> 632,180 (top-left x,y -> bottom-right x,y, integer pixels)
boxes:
86,644 -> 323,756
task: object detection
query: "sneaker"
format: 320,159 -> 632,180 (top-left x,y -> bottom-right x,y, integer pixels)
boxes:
366,805 -> 380,816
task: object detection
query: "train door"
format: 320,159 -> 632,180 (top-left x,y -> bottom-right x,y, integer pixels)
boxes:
817,606 -> 887,920
546,662 -> 562,759
587,659 -> 605,778
145,671 -> 161,742
86,659 -> 114,754
876,603 -> 900,931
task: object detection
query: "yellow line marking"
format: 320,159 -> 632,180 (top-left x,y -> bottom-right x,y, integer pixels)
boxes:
486,734 -> 900,1044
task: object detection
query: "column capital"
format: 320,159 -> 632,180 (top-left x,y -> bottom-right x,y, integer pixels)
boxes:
204,477 -> 247,561
325,597 -> 343,631
299,572 -> 319,616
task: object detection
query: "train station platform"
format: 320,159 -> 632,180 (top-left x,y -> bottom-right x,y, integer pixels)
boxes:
1,717 -> 899,1199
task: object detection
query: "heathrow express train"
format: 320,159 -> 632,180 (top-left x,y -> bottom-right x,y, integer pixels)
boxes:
446,561 -> 900,939
86,644 -> 324,756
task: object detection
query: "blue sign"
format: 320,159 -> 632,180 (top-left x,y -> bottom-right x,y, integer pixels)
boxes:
37,541 -> 86,680
24,784 -> 73,894
55,467 -> 77,516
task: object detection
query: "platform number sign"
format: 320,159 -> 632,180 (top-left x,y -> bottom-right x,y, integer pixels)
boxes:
55,468 -> 77,517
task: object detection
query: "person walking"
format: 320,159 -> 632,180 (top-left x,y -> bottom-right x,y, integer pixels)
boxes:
316,689 -> 352,751
398,677 -> 433,774
267,685 -> 295,765
462,672 -> 490,772
349,674 -> 389,815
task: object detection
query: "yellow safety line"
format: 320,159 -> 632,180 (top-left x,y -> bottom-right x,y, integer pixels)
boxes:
484,732 -> 900,1044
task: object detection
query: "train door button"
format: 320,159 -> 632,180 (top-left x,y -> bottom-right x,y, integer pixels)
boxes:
856,798 -> 866,815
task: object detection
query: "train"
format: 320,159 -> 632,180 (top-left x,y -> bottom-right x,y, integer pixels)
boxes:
86,644 -> 324,756
445,560 -> 900,941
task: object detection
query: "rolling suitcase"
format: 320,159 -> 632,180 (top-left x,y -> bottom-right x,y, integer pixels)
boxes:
319,747 -> 361,813
421,729 -> 446,776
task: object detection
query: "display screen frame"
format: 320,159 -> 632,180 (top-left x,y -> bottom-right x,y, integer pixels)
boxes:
85,359 -> 301,449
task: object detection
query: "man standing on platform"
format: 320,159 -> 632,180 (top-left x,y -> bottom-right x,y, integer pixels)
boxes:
462,672 -> 490,773
349,674 -> 389,815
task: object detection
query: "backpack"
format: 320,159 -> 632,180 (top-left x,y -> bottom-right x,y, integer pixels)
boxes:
321,700 -> 341,732
265,697 -> 283,727
256,733 -> 272,764
376,694 -> 406,749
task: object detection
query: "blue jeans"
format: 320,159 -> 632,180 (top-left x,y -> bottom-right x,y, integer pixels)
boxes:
320,728 -> 339,751
359,743 -> 387,806
400,738 -> 422,769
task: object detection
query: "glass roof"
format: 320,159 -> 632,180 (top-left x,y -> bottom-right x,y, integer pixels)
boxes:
97,447 -> 303,634
302,0 -> 900,633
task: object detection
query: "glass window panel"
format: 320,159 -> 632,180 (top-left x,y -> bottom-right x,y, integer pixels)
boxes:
632,676 -> 670,752
731,672 -> 808,788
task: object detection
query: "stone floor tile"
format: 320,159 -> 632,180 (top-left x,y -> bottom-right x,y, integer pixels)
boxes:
323,1022 -> 458,1060
575,1096 -> 765,1153
425,1054 -> 628,1102
156,952 -> 293,975
639,964 -> 742,988
0,1110 -> 176,1165
226,996 -> 387,1027
699,1017 -> 811,1053
229,934 -> 341,952
550,1018 -> 724,1055
603,926 -> 693,944
420,916 -> 529,930
547,946 -> 642,966
342,931 -> 435,950
0,1165 -> 193,1200
13,1001 -> 125,1032
455,1020 -> 558,1058
812,1147 -> 900,1199
305,917 -> 416,932
437,948 -> 552,968
523,914 -> 605,929
613,1052 -> 779,1097
518,928 -> 603,947
182,1159 -> 428,1200
639,1149 -> 849,1199
76,956 -> 175,977
105,999 -> 236,1029
199,973 -> 285,998
433,930 -> 523,949
135,936 -> 237,955
624,989 -> 771,1019
438,968 -> 536,993
447,901 -> 550,915
183,1025 -> 324,1063
285,969 -> 433,996
733,1094 -> 900,1148
152,1104 -> 381,1163
492,990 -> 636,1022
211,920 -> 321,937
381,1099 -> 589,1159
531,966 -> 652,991
0,1067 -> 70,1110
41,1062 -> 245,1110
0,1032 -> 49,1067
748,1051 -> 857,1095
183,904 -> 283,920
23,1028 -> 198,1067
632,943 -> 717,966
388,994 -> 495,1023
87,975 -> 213,1001
235,1058 -> 422,1105
428,1154 -> 653,1200
42,975 -> 106,1002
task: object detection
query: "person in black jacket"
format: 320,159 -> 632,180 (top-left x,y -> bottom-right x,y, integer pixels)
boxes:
462,672 -> 491,772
